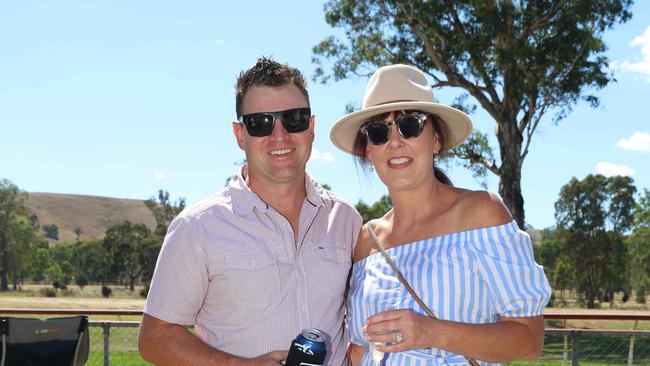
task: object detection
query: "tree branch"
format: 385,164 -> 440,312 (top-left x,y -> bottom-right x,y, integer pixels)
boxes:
445,2 -> 501,105
521,101 -> 549,160
521,0 -> 567,40
405,13 -> 504,122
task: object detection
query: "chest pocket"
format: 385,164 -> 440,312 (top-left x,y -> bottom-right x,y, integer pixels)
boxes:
224,251 -> 280,309
306,245 -> 351,298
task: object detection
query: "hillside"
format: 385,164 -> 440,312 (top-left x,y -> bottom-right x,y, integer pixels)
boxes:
25,193 -> 156,244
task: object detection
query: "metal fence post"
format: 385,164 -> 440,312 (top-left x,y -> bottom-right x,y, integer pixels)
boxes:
629,319 -> 639,365
563,320 -> 569,362
571,330 -> 580,366
102,322 -> 110,366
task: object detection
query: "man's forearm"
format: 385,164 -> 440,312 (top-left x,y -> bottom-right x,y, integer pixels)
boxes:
138,318 -> 240,366
138,314 -> 287,366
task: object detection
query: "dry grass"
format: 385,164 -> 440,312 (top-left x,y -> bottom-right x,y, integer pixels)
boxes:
25,192 -> 156,243
0,284 -> 145,310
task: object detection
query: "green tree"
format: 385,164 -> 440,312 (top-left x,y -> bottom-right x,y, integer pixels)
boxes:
0,179 -> 30,291
6,216 -> 38,290
103,221 -> 152,291
356,194 -> 393,223
42,224 -> 59,241
74,226 -> 83,241
78,239 -> 112,284
629,189 -> 650,302
535,228 -> 572,292
145,190 -> 186,236
554,174 -> 636,308
26,247 -> 52,282
312,0 -> 632,227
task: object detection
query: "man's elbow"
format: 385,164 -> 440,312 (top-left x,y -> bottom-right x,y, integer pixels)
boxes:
138,320 -> 161,363
520,333 -> 544,360
138,329 -> 154,362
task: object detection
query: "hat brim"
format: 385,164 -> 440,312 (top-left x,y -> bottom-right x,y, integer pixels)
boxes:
329,101 -> 473,156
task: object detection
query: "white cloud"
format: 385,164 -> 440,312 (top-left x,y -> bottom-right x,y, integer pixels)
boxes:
595,162 -> 635,177
214,39 -> 227,46
311,147 -> 335,162
612,26 -> 650,81
154,172 -> 167,180
616,132 -> 650,153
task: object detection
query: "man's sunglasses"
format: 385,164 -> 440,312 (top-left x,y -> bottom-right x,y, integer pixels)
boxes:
360,112 -> 427,145
238,108 -> 311,137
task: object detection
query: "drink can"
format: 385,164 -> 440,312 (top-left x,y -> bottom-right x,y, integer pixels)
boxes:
284,328 -> 327,366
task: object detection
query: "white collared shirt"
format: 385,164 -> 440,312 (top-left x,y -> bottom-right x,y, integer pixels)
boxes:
144,165 -> 362,365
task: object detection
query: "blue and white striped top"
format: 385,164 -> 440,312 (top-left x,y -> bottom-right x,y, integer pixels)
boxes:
348,220 -> 552,366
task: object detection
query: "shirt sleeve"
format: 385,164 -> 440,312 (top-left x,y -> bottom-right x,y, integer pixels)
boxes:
471,223 -> 552,318
143,215 -> 209,325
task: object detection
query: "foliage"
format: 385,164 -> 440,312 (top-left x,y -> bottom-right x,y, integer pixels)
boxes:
535,228 -> 574,293
103,221 -> 152,291
144,190 -> 186,236
0,179 -> 31,290
636,189 -> 650,228
39,287 -> 57,297
26,247 -> 51,282
628,226 -> 650,297
42,223 -> 59,240
76,272 -> 89,290
356,194 -> 393,223
312,0 -> 632,227
554,174 -> 636,308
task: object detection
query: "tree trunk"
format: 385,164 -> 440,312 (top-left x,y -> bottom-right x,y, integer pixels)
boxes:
0,242 -> 8,291
496,117 -> 525,228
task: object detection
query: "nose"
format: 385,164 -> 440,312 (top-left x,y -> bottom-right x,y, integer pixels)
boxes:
385,117 -> 403,148
269,117 -> 290,139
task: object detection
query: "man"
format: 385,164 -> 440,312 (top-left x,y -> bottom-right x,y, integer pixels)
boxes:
138,57 -> 362,365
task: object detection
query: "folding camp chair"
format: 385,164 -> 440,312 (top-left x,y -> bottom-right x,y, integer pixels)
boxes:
0,315 -> 89,366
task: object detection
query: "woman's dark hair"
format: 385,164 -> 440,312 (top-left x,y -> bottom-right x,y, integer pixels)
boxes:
352,111 -> 453,186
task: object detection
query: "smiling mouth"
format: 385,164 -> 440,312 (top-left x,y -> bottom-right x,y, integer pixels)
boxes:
389,157 -> 412,165
268,148 -> 294,156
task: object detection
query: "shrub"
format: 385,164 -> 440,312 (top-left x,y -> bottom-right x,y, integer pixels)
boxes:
101,285 -> 112,298
76,274 -> 89,290
62,289 -> 75,297
40,288 -> 57,297
52,281 -> 67,291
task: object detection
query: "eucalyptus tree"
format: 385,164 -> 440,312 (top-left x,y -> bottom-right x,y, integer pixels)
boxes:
313,0 -> 632,227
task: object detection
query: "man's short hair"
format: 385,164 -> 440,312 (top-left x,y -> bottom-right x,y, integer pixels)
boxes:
235,57 -> 309,118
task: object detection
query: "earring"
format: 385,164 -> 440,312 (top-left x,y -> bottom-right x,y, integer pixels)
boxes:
369,165 -> 374,173
433,151 -> 439,159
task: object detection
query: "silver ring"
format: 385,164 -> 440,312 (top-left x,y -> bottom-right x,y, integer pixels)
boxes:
395,331 -> 404,343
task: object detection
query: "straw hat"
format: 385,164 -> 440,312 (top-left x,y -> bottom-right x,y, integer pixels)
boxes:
329,64 -> 472,156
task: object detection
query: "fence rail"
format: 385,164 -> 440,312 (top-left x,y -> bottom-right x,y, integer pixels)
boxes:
2,309 -> 650,365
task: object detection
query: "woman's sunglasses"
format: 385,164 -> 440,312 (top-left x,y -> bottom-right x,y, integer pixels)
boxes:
360,112 -> 427,145
238,107 -> 311,137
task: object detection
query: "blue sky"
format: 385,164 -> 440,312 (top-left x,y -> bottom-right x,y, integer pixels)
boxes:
1,1 -> 649,230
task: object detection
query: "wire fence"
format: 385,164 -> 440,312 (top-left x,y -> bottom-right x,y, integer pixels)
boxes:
83,323 -> 650,366
3,310 -> 650,365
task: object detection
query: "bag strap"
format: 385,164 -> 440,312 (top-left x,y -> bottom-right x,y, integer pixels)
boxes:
366,224 -> 480,366
366,224 -> 436,318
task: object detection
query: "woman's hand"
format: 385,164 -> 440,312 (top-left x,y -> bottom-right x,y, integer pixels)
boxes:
363,308 -> 437,352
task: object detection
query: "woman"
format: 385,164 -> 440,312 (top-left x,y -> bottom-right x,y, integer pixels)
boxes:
330,64 -> 551,365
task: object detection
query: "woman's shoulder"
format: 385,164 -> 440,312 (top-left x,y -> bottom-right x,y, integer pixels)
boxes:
352,218 -> 389,263
451,189 -> 513,229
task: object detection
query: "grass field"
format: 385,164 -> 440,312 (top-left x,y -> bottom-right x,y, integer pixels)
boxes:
3,286 -> 650,365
